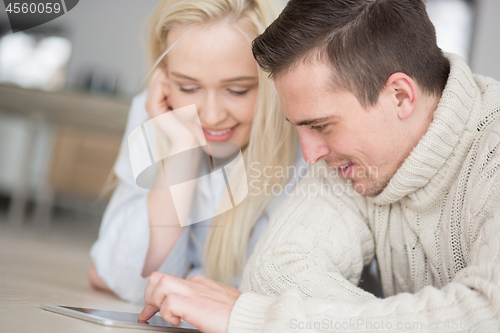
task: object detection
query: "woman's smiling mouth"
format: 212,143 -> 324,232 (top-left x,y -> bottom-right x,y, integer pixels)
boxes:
203,125 -> 239,142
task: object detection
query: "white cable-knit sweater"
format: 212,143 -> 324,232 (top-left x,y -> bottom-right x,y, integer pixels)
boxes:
228,54 -> 500,332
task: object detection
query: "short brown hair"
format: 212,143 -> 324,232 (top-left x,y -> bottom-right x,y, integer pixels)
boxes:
252,0 -> 450,107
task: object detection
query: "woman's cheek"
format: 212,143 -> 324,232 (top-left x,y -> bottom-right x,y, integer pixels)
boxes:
236,122 -> 253,148
246,90 -> 259,122
168,91 -> 191,110
232,94 -> 258,124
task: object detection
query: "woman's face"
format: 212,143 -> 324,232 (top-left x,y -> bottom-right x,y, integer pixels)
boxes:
164,23 -> 259,149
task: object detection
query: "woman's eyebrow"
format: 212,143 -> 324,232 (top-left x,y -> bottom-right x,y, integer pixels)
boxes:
171,71 -> 198,81
171,72 -> 257,83
221,76 -> 258,83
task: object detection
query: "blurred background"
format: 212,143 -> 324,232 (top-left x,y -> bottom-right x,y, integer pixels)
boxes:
0,0 -> 499,240
0,0 -> 159,237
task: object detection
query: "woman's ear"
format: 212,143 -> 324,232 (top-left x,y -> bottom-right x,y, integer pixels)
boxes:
385,73 -> 418,120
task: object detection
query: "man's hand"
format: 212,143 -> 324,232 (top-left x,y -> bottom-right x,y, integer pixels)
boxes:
139,273 -> 241,333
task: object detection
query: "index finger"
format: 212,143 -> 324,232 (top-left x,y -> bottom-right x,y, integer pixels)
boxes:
138,304 -> 159,321
145,273 -> 193,308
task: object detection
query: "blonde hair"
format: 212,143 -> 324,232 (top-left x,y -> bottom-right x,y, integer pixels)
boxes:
148,0 -> 297,285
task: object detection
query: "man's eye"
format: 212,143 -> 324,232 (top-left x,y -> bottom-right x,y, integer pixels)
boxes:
311,124 -> 328,132
229,89 -> 249,96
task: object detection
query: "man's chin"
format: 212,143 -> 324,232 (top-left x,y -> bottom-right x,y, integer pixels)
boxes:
351,179 -> 385,197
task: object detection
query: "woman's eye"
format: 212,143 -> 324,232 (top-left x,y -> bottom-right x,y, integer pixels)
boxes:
180,87 -> 199,93
229,89 -> 249,96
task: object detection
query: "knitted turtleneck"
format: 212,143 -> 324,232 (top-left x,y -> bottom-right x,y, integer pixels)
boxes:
229,54 -> 500,332
373,53 -> 483,210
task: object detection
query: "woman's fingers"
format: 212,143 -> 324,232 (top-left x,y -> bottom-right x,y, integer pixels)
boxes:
146,68 -> 171,119
145,69 -> 205,147
145,68 -> 199,146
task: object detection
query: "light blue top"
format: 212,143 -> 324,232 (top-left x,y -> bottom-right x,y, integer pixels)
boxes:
90,91 -> 308,304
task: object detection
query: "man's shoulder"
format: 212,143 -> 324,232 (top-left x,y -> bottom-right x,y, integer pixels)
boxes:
473,74 -> 500,93
474,74 -> 500,133
463,108 -> 500,220
468,72 -> 500,166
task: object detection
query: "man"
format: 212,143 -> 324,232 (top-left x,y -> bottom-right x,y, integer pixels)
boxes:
138,0 -> 500,332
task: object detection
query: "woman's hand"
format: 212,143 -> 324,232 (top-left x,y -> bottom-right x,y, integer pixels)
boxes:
88,263 -> 112,292
145,67 -> 188,145
145,67 -> 173,118
141,69 -> 204,277
139,273 -> 241,333
145,67 -> 204,152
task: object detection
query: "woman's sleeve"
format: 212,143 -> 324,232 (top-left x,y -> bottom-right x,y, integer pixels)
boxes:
90,91 -> 191,304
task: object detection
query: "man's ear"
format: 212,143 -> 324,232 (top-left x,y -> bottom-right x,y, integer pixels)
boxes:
385,73 -> 418,120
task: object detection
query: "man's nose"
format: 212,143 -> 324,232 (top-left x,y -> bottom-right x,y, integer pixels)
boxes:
298,129 -> 330,164
198,91 -> 227,126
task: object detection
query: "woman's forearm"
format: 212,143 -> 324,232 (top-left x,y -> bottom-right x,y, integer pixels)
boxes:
142,188 -> 185,277
142,148 -> 201,277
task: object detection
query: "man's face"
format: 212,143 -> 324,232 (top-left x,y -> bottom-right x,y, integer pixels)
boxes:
275,61 -> 410,196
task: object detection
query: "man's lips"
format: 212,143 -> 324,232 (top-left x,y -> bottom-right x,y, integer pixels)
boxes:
329,162 -> 352,169
329,162 -> 355,178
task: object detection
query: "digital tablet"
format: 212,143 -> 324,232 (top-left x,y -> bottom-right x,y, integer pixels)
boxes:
41,304 -> 201,332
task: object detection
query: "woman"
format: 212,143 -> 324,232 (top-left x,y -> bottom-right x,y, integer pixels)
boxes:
88,0 -> 307,304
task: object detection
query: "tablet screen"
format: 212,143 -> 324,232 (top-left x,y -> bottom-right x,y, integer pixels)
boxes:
43,304 -> 200,332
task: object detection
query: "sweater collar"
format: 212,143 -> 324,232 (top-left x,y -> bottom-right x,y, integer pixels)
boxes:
370,54 -> 482,210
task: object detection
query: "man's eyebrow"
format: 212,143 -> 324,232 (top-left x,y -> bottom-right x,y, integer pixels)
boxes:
286,116 -> 337,126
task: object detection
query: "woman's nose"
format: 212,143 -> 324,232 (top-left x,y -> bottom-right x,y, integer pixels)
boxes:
198,91 -> 227,126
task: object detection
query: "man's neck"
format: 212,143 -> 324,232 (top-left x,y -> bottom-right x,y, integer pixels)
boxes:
412,91 -> 441,147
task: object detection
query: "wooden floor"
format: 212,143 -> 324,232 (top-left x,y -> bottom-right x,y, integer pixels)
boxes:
0,220 -> 151,333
